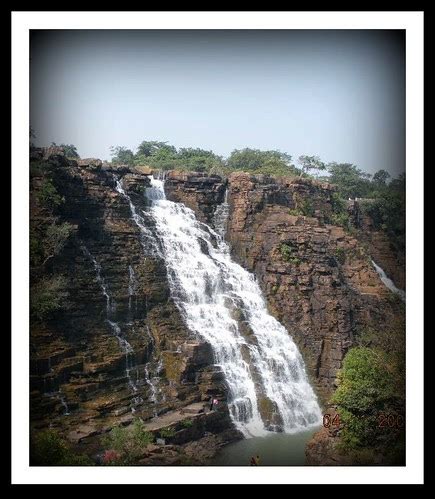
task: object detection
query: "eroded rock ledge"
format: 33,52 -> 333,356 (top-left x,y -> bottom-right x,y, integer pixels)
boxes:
30,150 -> 235,462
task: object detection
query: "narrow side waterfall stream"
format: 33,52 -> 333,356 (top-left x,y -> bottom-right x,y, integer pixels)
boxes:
119,176 -> 322,439
371,259 -> 406,302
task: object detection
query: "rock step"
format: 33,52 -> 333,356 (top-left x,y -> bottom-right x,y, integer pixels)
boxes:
142,402 -> 206,432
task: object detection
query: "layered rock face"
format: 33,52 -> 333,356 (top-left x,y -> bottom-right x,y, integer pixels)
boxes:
164,170 -> 227,224
30,151 -> 233,453
226,173 -> 404,402
347,200 -> 405,291
165,171 -> 405,404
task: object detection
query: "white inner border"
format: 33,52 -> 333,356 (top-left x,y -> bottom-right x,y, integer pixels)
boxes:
12,11 -> 424,485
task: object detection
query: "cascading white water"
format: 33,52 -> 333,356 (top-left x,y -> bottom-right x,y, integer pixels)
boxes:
140,177 -> 321,437
81,244 -> 145,411
128,265 -> 138,315
371,259 -> 405,302
213,188 -> 229,238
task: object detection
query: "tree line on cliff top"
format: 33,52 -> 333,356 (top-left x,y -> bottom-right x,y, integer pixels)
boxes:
44,139 -> 405,252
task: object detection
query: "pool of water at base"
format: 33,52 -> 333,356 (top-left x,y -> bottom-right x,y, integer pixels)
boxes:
210,426 -> 321,466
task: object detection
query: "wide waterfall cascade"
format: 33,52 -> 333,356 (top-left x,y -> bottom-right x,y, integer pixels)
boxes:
371,259 -> 405,302
141,177 -> 322,437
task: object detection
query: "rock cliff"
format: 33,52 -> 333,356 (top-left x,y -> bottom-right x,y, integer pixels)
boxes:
30,159 -> 405,465
30,150 -> 236,460
166,171 -> 405,404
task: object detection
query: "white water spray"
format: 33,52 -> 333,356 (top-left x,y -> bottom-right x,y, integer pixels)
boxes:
371,259 -> 405,302
138,177 -> 321,437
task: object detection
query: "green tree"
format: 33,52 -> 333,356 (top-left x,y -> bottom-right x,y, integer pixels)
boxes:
101,419 -> 154,465
51,142 -> 80,158
372,169 -> 391,188
361,174 -> 405,251
226,148 -> 295,176
136,140 -> 177,157
38,179 -> 65,210
297,155 -> 326,177
332,346 -> 405,462
327,162 -> 372,199
30,275 -> 69,321
110,146 -> 135,166
31,429 -> 93,465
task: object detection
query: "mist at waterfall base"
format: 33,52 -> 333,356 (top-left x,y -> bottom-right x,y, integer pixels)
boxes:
116,175 -> 322,443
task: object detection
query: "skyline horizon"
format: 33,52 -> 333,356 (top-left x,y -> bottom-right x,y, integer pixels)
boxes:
30,29 -> 405,177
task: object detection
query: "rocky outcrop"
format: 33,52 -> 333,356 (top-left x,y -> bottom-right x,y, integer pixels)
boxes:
29,152 -> 232,457
225,172 -> 404,403
164,170 -> 227,224
347,200 -> 405,290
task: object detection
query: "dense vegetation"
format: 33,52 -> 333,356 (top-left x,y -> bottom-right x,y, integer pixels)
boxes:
101,419 -> 154,465
42,139 -> 404,253
30,157 -> 71,322
30,429 -> 94,465
332,318 -> 405,465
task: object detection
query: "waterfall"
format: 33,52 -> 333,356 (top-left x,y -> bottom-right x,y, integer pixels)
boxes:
128,265 -> 138,314
80,245 -> 113,314
213,188 -> 229,237
371,259 -> 405,302
130,176 -> 322,437
81,244 -> 144,412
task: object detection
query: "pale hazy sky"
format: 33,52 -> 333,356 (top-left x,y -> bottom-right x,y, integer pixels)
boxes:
30,30 -> 405,176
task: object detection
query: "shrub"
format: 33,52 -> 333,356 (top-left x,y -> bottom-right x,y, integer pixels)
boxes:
279,243 -> 300,264
30,222 -> 73,267
43,222 -> 74,264
280,243 -> 293,261
38,179 -> 64,210
334,247 -> 346,265
159,426 -> 176,439
331,347 -> 405,462
330,211 -> 350,229
30,275 -> 69,321
300,199 -> 315,217
101,419 -> 154,465
288,208 -> 303,216
30,429 -> 94,466
180,418 -> 194,429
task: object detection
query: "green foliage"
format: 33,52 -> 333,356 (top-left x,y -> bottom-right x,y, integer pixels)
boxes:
279,243 -> 300,264
159,426 -> 176,438
30,229 -> 45,267
180,418 -> 194,428
30,160 -> 52,177
38,179 -> 64,210
332,346 -> 405,462
327,162 -> 372,199
101,419 -> 154,465
328,192 -> 350,229
51,142 -> 80,158
300,199 -> 315,217
136,140 -> 176,157
372,169 -> 391,188
30,222 -> 73,267
226,148 -> 296,176
334,247 -> 347,264
30,429 -> 94,465
288,208 -> 303,216
110,146 -> 135,166
44,222 -> 74,263
297,155 -> 326,177
360,174 -> 405,252
30,275 -> 69,321
330,211 -> 350,229
280,243 -> 293,260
